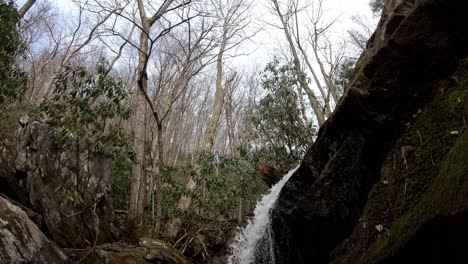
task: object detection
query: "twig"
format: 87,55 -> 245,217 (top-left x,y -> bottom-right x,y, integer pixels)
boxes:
173,228 -> 188,248
194,235 -> 209,260
76,200 -> 100,264
181,236 -> 195,254
403,179 -> 408,202
416,129 -> 423,144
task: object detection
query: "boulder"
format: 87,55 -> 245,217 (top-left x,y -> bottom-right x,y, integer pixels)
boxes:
267,0 -> 468,263
0,109 -> 29,206
15,120 -> 118,248
0,196 -> 69,264
140,238 -> 192,264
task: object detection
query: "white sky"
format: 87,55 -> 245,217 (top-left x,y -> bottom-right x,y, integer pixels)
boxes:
15,0 -> 376,71
242,0 -> 377,68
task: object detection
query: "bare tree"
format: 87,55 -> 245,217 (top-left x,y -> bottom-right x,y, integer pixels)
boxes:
20,0 -> 128,103
167,0 -> 257,238
145,17 -> 217,234
18,0 -> 61,102
224,74 -> 242,155
304,1 -> 345,107
270,0 -> 325,125
124,0 -> 194,227
270,0 -> 349,122
347,15 -> 376,53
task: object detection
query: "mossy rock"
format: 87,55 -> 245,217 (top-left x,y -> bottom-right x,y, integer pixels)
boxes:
367,66 -> 468,262
69,248 -> 152,264
139,238 -> 192,264
70,240 -> 192,264
331,63 -> 468,263
365,129 -> 468,262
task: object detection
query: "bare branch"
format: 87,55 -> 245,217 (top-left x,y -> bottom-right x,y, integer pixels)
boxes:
18,0 -> 37,19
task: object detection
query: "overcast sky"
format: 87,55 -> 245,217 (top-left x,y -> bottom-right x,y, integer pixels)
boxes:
235,0 -> 377,70
15,0 -> 377,71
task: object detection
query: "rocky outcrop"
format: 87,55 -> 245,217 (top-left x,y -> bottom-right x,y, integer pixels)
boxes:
0,196 -> 69,264
15,120 -> 118,248
268,0 -> 468,263
0,108 -> 28,205
331,63 -> 468,263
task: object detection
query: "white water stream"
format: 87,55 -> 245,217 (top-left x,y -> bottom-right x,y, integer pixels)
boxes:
226,166 -> 298,264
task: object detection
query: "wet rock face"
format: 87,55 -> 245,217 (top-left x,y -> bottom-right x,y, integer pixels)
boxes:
15,120 -> 117,248
269,0 -> 468,263
0,196 -> 69,264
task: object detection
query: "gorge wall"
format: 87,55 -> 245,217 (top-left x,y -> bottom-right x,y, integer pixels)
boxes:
269,0 -> 468,263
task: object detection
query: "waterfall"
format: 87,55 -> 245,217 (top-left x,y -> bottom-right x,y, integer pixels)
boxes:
226,166 -> 298,264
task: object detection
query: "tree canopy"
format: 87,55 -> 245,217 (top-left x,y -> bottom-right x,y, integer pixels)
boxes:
0,0 -> 25,103
370,0 -> 386,15
251,58 -> 315,167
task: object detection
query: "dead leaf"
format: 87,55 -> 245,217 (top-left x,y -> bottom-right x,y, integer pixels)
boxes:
375,224 -> 384,232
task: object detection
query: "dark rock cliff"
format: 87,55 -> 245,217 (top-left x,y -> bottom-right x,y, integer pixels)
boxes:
331,62 -> 468,263
269,0 -> 468,263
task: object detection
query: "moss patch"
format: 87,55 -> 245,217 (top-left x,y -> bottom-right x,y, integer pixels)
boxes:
364,66 -> 468,261
366,125 -> 468,262
68,248 -> 151,264
331,63 -> 468,263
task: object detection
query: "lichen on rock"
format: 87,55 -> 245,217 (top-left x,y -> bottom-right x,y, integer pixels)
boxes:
15,120 -> 118,248
0,196 -> 69,264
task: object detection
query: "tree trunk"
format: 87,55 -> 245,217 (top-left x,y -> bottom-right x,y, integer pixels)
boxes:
127,0 -> 175,229
203,35 -> 229,152
18,0 -> 37,19
153,122 -> 164,235
128,25 -> 150,226
225,82 -> 238,155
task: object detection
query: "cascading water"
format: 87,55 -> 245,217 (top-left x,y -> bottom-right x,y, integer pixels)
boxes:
226,166 -> 298,264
